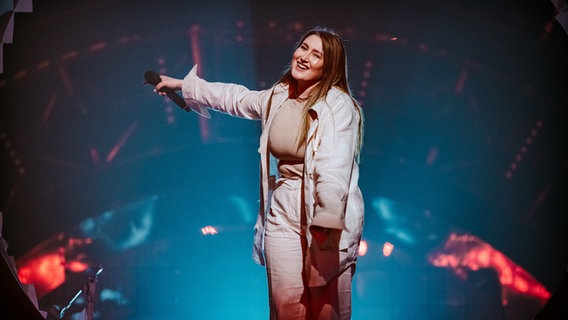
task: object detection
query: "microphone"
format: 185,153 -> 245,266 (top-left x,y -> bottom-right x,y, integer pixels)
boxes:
144,70 -> 189,111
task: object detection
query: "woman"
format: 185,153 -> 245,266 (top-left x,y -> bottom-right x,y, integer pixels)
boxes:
154,26 -> 364,320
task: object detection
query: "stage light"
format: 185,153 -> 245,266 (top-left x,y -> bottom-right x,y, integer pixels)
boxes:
382,241 -> 394,257
201,225 -> 218,235
358,240 -> 368,256
428,232 -> 551,305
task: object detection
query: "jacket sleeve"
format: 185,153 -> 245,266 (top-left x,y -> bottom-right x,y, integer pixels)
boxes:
309,90 -> 361,230
181,65 -> 270,120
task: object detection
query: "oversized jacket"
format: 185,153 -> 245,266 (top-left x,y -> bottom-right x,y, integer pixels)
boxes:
181,65 -> 364,286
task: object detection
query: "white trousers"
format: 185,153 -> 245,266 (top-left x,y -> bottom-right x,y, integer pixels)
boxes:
264,178 -> 353,320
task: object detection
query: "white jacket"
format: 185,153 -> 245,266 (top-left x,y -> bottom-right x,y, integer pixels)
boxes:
181,65 -> 364,285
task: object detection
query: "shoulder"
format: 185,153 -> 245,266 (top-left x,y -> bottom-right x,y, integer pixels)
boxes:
264,82 -> 288,100
324,87 -> 355,108
318,87 -> 356,114
314,88 -> 362,128
274,82 -> 288,93
326,86 -> 350,101
267,82 -> 289,104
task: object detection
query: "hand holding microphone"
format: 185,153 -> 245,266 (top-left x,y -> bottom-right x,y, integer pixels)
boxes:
144,70 -> 210,118
143,70 -> 189,112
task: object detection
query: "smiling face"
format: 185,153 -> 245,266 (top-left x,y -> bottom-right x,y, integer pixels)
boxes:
290,34 -> 324,93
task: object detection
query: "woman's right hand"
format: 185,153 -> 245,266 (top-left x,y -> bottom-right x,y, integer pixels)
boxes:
155,75 -> 183,95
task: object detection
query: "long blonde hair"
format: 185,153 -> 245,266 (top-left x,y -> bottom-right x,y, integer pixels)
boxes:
277,27 -> 364,161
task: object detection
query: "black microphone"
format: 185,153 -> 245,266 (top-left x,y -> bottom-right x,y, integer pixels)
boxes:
144,70 -> 189,111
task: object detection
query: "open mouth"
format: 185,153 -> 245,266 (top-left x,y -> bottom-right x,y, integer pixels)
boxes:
297,61 -> 309,70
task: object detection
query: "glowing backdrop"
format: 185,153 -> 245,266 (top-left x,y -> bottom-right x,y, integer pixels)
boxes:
1,0 -> 567,319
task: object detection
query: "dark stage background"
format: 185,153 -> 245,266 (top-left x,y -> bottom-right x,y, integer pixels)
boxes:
1,0 -> 567,319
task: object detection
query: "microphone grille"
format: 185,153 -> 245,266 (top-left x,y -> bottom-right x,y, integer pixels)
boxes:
144,70 -> 161,85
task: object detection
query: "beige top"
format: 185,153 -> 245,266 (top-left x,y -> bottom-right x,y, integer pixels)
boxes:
268,98 -> 306,179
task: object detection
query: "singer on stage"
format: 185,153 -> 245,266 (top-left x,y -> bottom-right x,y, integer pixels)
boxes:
152,26 -> 365,320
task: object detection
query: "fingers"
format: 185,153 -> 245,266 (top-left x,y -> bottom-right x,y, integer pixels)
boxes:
150,75 -> 182,93
154,78 -> 167,95
152,85 -> 162,95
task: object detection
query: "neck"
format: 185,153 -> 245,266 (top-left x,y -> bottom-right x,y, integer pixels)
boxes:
291,81 -> 319,100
